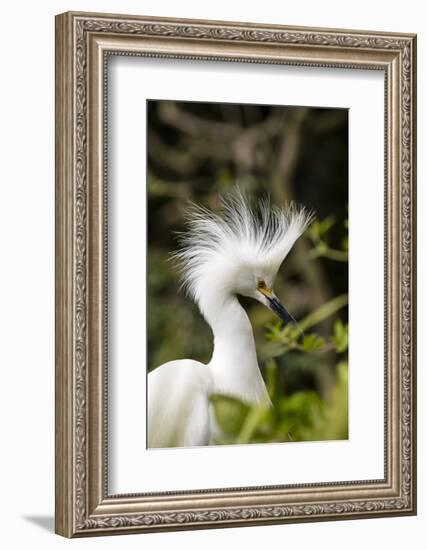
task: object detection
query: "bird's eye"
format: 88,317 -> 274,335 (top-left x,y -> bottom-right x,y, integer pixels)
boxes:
257,280 -> 266,290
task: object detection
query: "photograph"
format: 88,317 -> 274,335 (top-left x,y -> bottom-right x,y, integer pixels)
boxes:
146,99 -> 349,448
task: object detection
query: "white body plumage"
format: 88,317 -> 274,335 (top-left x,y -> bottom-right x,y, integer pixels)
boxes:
147,191 -> 313,448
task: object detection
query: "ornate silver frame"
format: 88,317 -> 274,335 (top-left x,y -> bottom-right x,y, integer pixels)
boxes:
55,11 -> 417,537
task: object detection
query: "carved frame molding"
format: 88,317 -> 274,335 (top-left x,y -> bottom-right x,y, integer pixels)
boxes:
55,11 -> 416,537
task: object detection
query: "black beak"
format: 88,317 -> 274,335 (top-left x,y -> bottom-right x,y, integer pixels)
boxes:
267,296 -> 297,326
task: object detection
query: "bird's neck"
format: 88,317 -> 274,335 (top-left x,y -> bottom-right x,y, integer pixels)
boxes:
199,292 -> 270,405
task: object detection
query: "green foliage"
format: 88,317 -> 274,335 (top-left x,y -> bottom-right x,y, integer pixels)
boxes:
307,216 -> 348,262
262,294 -> 348,358
211,360 -> 348,444
210,394 -> 249,437
301,333 -> 325,352
332,320 -> 349,353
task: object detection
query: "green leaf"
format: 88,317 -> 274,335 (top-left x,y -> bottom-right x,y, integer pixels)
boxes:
265,359 -> 278,398
210,394 -> 249,436
332,320 -> 348,353
306,220 -> 321,242
299,294 -> 348,332
302,333 -> 325,352
319,215 -> 336,236
342,235 -> 348,251
307,216 -> 335,243
236,405 -> 270,444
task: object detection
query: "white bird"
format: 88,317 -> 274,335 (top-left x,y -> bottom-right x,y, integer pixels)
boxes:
147,191 -> 313,448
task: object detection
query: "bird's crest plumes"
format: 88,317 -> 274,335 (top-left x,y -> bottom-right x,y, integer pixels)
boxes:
172,190 -> 314,304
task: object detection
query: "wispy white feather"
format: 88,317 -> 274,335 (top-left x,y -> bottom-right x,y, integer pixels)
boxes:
172,189 -> 314,304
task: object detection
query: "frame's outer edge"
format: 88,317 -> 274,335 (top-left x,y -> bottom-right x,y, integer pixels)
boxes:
55,12 -> 76,538
55,10 -> 417,538
402,36 -> 417,515
411,36 -> 417,515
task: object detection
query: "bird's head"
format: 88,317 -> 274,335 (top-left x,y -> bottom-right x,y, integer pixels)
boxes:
236,275 -> 297,326
173,190 -> 314,327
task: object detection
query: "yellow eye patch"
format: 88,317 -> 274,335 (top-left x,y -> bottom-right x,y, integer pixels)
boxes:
257,280 -> 273,298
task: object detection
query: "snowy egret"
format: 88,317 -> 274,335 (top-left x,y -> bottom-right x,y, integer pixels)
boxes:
147,192 -> 314,448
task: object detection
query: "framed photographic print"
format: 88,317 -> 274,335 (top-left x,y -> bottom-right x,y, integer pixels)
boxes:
55,11 -> 417,537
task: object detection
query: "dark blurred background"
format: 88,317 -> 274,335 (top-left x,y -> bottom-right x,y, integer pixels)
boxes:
147,99 -> 349,444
